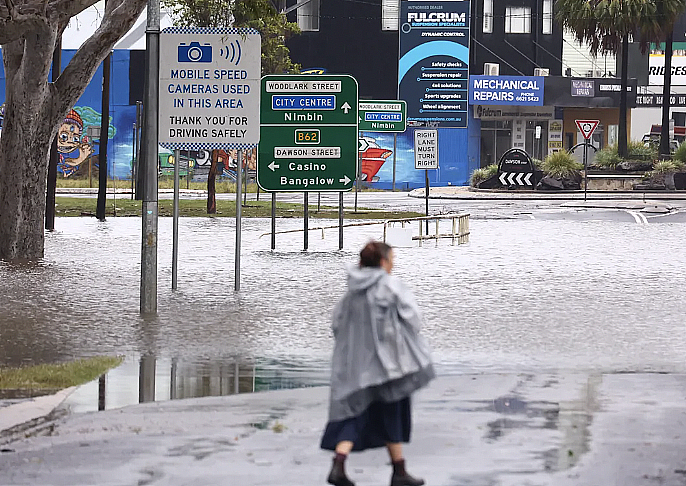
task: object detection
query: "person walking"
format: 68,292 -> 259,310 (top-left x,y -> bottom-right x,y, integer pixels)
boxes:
321,241 -> 435,486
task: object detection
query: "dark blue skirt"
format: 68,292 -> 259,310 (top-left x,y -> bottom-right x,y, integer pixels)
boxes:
320,397 -> 412,452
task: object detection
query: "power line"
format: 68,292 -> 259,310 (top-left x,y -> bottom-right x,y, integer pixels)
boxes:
471,37 -> 525,75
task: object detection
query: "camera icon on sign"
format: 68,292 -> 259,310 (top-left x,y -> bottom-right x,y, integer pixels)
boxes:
178,42 -> 212,63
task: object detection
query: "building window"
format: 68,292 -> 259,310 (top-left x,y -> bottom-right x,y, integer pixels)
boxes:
382,0 -> 399,31
505,6 -> 531,34
298,0 -> 320,32
483,0 -> 493,33
542,0 -> 553,34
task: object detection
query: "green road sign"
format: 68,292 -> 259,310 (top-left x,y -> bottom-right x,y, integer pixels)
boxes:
258,75 -> 358,192
358,100 -> 407,132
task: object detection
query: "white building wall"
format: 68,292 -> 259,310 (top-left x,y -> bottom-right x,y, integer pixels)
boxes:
562,30 -> 616,78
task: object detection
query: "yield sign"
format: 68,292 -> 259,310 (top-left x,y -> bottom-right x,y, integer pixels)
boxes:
575,119 -> 600,140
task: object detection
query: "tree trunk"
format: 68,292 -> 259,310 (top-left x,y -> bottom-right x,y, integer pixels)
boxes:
618,34 -> 629,159
207,149 -> 218,214
660,33 -> 674,158
0,38 -> 56,261
0,97 -> 55,261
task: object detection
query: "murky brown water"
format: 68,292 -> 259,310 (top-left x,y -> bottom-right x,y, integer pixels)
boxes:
2,216 -> 686,409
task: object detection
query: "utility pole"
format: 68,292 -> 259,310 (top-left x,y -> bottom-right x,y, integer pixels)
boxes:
140,0 -> 160,314
45,37 -> 62,231
97,40 -> 111,221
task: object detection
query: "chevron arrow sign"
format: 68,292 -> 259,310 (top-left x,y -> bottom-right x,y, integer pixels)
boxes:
499,171 -> 533,186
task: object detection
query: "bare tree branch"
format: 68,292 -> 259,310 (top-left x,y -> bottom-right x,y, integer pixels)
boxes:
0,0 -> 52,44
52,0 -> 146,121
48,0 -> 100,25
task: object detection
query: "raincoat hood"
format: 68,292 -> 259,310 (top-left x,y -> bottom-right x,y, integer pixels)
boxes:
345,264 -> 387,292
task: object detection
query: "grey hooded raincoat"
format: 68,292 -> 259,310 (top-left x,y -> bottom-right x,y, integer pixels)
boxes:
327,265 -> 435,422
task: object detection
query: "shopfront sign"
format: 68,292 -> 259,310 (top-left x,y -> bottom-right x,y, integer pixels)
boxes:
571,79 -> 594,97
469,76 -> 544,106
473,105 -> 554,119
649,55 -> 686,86
548,120 -> 563,152
636,92 -> 686,107
398,0 -> 470,128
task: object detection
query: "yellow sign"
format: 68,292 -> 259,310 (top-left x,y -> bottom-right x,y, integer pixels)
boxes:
295,129 -> 321,144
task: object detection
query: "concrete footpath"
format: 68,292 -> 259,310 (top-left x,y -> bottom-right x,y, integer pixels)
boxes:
2,373 -> 686,485
410,185 -> 686,201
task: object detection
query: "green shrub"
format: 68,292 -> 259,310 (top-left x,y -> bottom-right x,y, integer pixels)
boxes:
673,142 -> 686,163
542,151 -> 583,178
594,145 -> 621,169
469,164 -> 498,187
627,141 -> 657,161
647,159 -> 686,177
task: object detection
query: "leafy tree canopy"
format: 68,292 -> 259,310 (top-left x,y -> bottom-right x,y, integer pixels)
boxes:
163,0 -> 301,75
556,0 -> 686,55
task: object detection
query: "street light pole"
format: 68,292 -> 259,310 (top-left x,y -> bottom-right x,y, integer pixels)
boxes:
140,0 -> 160,314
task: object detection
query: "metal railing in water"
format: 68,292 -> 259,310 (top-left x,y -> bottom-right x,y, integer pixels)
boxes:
259,213 -> 470,247
383,214 -> 470,247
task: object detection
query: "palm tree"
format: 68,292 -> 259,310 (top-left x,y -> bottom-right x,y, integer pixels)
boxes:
641,1 -> 686,156
556,0 -> 685,158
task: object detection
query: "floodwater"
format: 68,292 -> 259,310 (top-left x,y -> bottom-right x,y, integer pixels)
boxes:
1,215 -> 686,411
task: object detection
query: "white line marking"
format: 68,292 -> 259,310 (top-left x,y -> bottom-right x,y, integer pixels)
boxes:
626,210 -> 648,224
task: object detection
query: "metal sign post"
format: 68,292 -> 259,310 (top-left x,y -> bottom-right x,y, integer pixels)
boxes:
304,192 -> 309,250
172,148 -> 180,289
583,142 -> 588,201
575,120 -> 599,203
235,150 -> 242,291
158,27 -> 261,293
140,0 -> 160,315
339,192 -> 343,250
271,193 -> 276,250
355,130 -> 360,212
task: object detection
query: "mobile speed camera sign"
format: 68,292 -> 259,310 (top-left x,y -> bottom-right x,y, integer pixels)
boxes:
159,27 -> 261,151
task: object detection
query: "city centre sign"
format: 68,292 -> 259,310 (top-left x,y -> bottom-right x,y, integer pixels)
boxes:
358,100 -> 407,132
258,75 -> 358,192
158,27 -> 261,150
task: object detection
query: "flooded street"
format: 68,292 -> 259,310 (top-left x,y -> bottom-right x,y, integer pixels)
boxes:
2,213 -> 686,408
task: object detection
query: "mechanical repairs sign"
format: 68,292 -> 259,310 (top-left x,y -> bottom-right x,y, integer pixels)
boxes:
399,0 -> 470,128
159,27 -> 261,150
469,76 -> 544,106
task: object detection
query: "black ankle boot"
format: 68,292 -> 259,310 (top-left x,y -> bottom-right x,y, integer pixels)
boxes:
390,459 -> 424,486
327,456 -> 355,486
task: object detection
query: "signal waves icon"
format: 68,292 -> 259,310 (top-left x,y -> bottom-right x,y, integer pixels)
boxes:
219,40 -> 242,66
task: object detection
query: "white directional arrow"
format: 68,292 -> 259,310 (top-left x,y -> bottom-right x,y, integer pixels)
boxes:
339,175 -> 351,184
341,102 -> 352,114
507,173 -> 517,185
516,173 -> 525,185
359,138 -> 369,152
499,172 -> 508,185
268,161 -> 280,172
523,173 -> 533,185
